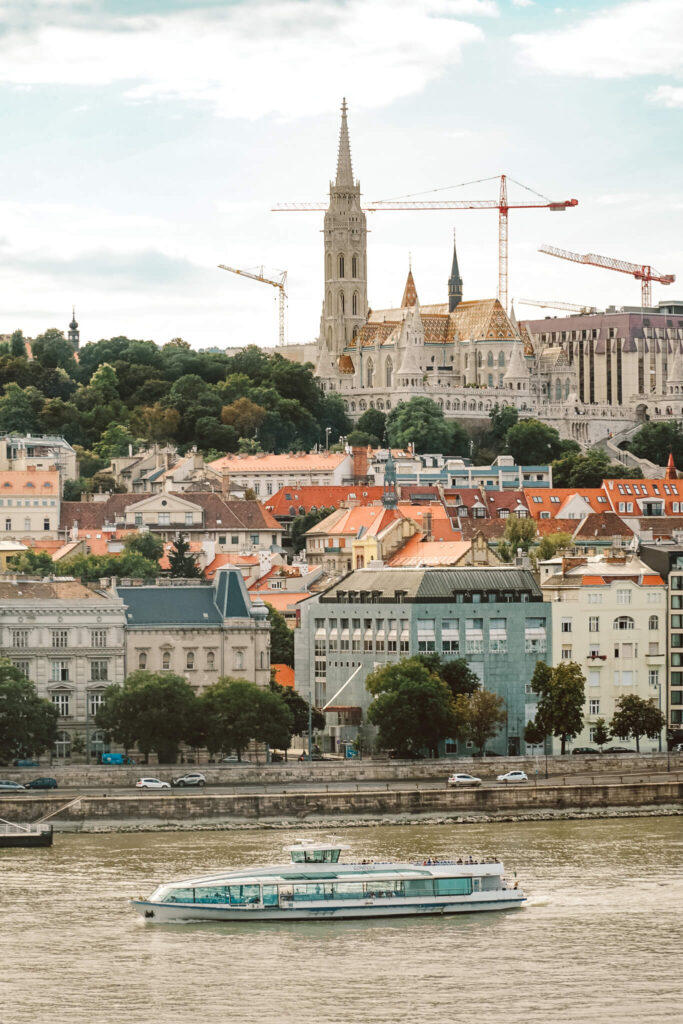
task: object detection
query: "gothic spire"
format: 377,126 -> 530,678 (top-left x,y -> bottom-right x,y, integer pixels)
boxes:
401,267 -> 418,308
335,98 -> 354,187
448,230 -> 463,312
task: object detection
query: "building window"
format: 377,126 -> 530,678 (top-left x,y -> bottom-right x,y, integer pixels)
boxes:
589,670 -> 600,687
53,730 -> 71,758
5,518 -> 11,530
51,660 -> 69,682
561,646 -> 572,660
250,534 -> 259,546
51,629 -> 69,648
158,512 -> 170,526
489,618 -> 507,654
185,513 -> 193,526
561,618 -> 572,633
12,659 -> 30,678
91,629 -> 107,648
51,692 -> 70,716
186,652 -> 195,670
231,535 -> 239,545
90,660 -> 109,682
648,615 -> 659,630
400,620 -> 409,653
613,616 -> 635,631
417,619 -> 436,653
234,649 -> 245,670
465,618 -> 484,655
524,617 -> 547,654
43,517 -> 50,531
589,699 -> 600,715
135,513 -> 143,526
89,692 -> 104,717
162,651 -> 171,670
11,629 -> 29,648
138,652 -> 147,670
441,619 -> 460,655
616,589 -> 631,605
207,651 -> 215,670
589,617 -> 599,633
648,668 -> 660,688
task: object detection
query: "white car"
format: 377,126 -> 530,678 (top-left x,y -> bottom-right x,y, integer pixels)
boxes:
497,770 -> 529,784
447,773 -> 482,787
135,777 -> 171,790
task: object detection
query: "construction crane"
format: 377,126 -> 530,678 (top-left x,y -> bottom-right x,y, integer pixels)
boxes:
218,264 -> 287,346
517,298 -> 598,315
274,175 -> 578,312
538,244 -> 675,308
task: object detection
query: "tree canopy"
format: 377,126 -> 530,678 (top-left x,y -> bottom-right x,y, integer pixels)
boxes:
552,448 -> 641,487
96,671 -> 198,763
265,603 -> 294,667
201,677 -> 293,759
628,420 -> 683,469
530,660 -> 586,755
366,657 -> 458,757
0,661 -> 58,762
609,694 -> 665,752
454,688 -> 507,755
387,397 -> 469,456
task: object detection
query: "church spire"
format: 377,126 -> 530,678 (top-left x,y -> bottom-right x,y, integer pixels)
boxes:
401,265 -> 418,308
335,98 -> 354,186
68,305 -> 80,349
448,230 -> 463,312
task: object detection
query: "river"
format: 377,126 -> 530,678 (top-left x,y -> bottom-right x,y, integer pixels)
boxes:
1,818 -> 680,1024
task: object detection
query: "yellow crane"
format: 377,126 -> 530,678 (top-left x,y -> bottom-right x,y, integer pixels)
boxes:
218,265 -> 287,346
517,298 -> 598,315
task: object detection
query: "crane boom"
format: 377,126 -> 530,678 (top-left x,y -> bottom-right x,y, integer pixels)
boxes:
274,175 -> 578,311
539,245 -> 675,307
218,264 -> 287,346
518,298 -> 598,314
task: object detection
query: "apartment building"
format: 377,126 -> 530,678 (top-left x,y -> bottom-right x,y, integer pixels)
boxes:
208,451 -> 353,497
0,469 -> 60,540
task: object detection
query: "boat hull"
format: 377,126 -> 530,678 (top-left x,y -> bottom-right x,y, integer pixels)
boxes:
0,830 -> 53,848
131,893 -> 525,923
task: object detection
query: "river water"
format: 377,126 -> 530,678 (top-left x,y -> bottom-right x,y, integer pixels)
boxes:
1,817 -> 681,1024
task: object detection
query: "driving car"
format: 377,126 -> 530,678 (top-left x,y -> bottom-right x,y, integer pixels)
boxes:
497,770 -> 529,784
171,772 -> 206,787
298,753 -> 328,761
0,779 -> 26,790
447,773 -> 482,788
135,777 -> 171,789
602,746 -> 635,754
24,777 -> 58,789
220,756 -> 251,764
571,747 -> 600,755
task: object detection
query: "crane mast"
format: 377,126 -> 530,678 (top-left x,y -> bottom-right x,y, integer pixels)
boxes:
218,264 -> 288,346
539,244 -> 675,308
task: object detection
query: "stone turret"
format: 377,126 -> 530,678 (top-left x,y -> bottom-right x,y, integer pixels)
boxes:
397,300 -> 425,381
503,340 -> 530,393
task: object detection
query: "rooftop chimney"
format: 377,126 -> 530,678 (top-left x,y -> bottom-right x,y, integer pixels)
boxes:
352,446 -> 369,480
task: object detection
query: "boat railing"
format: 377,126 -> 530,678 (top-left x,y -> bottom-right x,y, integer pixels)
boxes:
0,817 -> 52,836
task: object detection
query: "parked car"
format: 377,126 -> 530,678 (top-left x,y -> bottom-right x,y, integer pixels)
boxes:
447,773 -> 482,788
13,758 -> 39,767
171,772 -> 206,787
298,753 -> 328,761
602,746 -> 635,754
388,750 -> 425,760
497,771 -> 529,784
571,747 -> 600,755
135,777 -> 170,790
0,780 -> 26,790
220,756 -> 251,765
24,777 -> 58,790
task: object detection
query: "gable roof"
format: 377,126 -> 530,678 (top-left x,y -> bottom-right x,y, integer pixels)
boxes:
208,452 -> 349,474
264,485 -> 383,518
387,537 -> 472,567
524,488 -> 607,519
572,512 -> 635,541
60,493 -> 281,533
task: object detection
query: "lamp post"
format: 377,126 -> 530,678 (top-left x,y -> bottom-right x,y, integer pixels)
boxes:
307,687 -> 313,760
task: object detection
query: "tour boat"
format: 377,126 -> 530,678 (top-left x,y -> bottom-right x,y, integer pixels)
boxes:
131,840 -> 525,922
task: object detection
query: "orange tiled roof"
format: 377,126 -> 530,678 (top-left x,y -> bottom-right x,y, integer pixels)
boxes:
208,452 -> 349,474
602,478 -> 683,516
272,664 -> 295,689
264,485 -> 383,518
205,552 -> 260,580
260,592 -> 309,612
581,576 -> 607,585
397,503 -> 461,541
642,574 -> 665,586
388,537 -> 471,566
0,469 -> 58,492
305,505 -> 402,538
524,488 -> 607,519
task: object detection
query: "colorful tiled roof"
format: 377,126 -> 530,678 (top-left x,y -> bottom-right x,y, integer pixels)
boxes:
272,664 -> 295,689
264,485 -> 383,518
524,488 -> 607,519
208,452 -> 349,474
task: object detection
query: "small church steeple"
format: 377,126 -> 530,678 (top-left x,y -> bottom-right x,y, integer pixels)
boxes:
382,444 -> 398,509
68,306 -> 80,349
336,98 -> 354,187
401,260 -> 418,308
448,231 -> 463,312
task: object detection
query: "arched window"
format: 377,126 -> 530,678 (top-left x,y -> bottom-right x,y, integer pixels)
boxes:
186,651 -> 195,670
138,651 -> 147,670
385,358 -> 393,388
477,352 -> 483,367
366,359 -> 374,388
498,351 -> 505,367
338,255 -> 345,278
488,374 -> 493,387
339,291 -> 345,314
613,616 -> 635,631
53,730 -> 71,759
555,379 -> 562,401
352,325 -> 359,339
207,651 -> 215,670
352,292 -> 358,316
487,351 -> 494,367
234,649 -> 244,671
162,651 -> 171,670
352,255 -> 358,278
326,253 -> 332,279
564,380 -> 570,399
649,615 -> 659,630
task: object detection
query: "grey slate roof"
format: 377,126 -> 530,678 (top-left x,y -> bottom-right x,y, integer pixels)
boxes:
118,585 -> 224,626
320,566 -> 542,602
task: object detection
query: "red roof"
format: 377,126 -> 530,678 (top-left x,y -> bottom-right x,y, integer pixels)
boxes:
524,488 -> 607,519
272,664 -> 295,689
264,485 -> 383,518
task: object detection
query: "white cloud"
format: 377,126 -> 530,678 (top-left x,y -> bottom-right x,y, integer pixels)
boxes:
511,0 -> 534,8
0,1 -> 491,119
652,84 -> 683,108
514,1 -> 683,79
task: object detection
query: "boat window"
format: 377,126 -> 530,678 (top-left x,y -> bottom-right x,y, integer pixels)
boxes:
290,848 -> 341,863
226,884 -> 260,905
192,886 -> 230,903
434,877 -> 473,896
404,879 -> 435,897
262,885 -> 278,906
364,881 -> 404,898
163,887 -> 196,903
333,882 -> 364,898
292,883 -> 335,901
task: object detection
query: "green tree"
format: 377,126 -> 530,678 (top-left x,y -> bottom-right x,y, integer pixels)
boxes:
269,678 -> 324,739
366,657 -> 457,758
531,660 -> 586,755
96,671 -> 197,763
202,678 -> 292,761
167,536 -> 201,578
387,396 -> 466,455
455,688 -> 507,755
593,717 -> 610,750
130,402 -> 181,443
123,531 -> 164,562
10,329 -> 26,358
536,531 -> 573,561
628,420 -> 683,468
416,654 -> 480,700
0,661 -> 59,761
489,403 -> 518,451
497,516 -> 537,562
58,550 -> 160,583
0,383 -> 44,432
290,507 -> 335,553
552,448 -> 641,487
524,718 -> 546,748
506,418 -> 563,464
32,328 -> 76,370
7,548 -> 54,576
265,603 -> 294,667
609,694 -> 665,753
93,422 -> 136,460
319,392 -> 352,446
356,407 -> 386,444
221,397 -> 267,437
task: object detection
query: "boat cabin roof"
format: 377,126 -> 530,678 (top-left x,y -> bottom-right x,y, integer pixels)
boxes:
283,842 -> 350,852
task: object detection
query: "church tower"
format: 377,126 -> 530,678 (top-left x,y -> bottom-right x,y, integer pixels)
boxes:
68,306 -> 80,349
448,232 -> 463,312
319,99 -> 368,359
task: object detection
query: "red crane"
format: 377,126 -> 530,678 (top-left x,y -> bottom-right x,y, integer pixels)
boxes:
539,244 -> 675,308
274,174 -> 578,312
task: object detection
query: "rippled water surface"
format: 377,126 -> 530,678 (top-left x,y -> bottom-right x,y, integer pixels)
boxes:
1,818 -> 681,1024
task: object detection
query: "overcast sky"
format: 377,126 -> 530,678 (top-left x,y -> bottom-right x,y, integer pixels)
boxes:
1,0 -> 681,349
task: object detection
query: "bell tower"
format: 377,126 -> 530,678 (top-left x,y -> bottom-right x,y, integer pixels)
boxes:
319,99 -> 368,359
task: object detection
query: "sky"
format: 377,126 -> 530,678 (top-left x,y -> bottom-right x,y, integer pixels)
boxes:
1,0 -> 682,350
